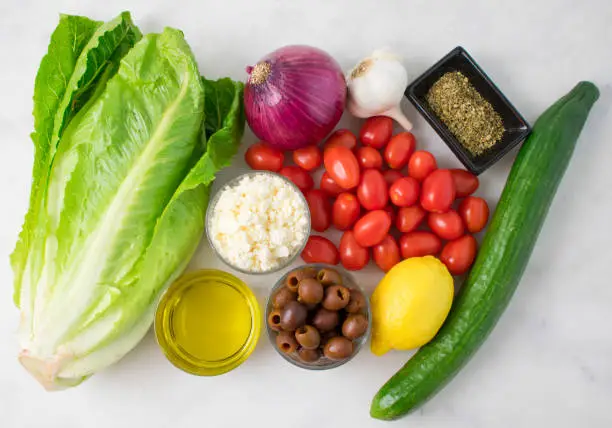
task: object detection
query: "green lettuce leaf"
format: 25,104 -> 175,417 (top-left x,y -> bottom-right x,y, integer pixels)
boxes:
17,27 -> 204,389
12,12 -> 141,306
15,13 -> 245,391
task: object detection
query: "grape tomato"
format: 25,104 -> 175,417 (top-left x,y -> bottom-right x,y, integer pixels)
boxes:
383,169 -> 403,187
396,205 -> 426,233
450,169 -> 479,198
408,151 -> 437,182
440,235 -> 477,275
323,129 -> 357,151
305,189 -> 331,232
332,192 -> 361,230
420,169 -> 456,213
399,232 -> 442,259
458,196 -> 490,233
245,142 -> 284,172
428,210 -> 464,240
279,166 -> 314,192
293,146 -> 322,171
323,146 -> 360,189
372,236 -> 401,272
353,210 -> 391,247
357,169 -> 388,210
356,146 -> 383,170
320,172 -> 344,196
389,177 -> 420,207
339,231 -> 370,271
359,116 -> 393,149
301,236 -> 339,265
384,132 -> 416,170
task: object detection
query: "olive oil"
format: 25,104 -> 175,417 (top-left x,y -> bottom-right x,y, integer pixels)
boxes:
173,281 -> 252,361
155,270 -> 260,375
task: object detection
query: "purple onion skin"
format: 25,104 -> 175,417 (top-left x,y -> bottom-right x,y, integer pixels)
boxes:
245,45 -> 346,151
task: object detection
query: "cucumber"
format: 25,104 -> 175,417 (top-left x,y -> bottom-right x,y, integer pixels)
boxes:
371,81 -> 600,420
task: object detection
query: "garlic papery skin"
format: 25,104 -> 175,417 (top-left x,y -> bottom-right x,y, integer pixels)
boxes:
346,50 -> 413,131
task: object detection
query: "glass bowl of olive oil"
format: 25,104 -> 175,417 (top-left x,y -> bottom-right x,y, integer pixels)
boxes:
155,269 -> 261,376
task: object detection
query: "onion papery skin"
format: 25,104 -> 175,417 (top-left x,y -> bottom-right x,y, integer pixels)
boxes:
245,45 -> 346,150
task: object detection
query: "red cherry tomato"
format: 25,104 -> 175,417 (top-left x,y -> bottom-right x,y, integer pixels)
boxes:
356,146 -> 383,170
372,235 -> 401,272
382,204 -> 396,225
458,197 -> 490,233
396,205 -> 426,233
353,210 -> 391,247
301,236 -> 339,265
339,231 -> 370,271
408,151 -> 438,181
389,177 -> 420,207
428,210 -> 465,240
279,166 -> 314,192
440,235 -> 477,275
382,169 -> 403,187
399,232 -> 442,259
384,132 -> 416,170
420,169 -> 456,213
323,129 -> 357,151
359,116 -> 393,149
293,146 -> 322,171
320,172 -> 344,197
357,169 -> 388,210
323,146 -> 360,190
305,189 -> 331,232
332,192 -> 361,231
450,169 -> 479,198
245,142 -> 284,172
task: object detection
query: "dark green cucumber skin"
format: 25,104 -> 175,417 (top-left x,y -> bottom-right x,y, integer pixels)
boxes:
371,82 -> 600,420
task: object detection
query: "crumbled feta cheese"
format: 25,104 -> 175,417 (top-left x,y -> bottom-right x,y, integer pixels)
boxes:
209,174 -> 309,272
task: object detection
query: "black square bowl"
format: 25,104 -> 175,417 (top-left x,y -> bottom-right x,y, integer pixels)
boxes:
405,46 -> 531,175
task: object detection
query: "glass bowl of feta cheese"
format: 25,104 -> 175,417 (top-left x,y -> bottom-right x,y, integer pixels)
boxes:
205,171 -> 311,275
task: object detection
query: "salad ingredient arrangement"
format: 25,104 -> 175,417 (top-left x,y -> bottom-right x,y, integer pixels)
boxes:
12,12 -> 245,389
266,265 -> 370,368
370,257 -> 453,356
346,50 -> 413,130
371,81 -> 600,420
427,71 -> 505,155
207,172 -> 310,273
244,45 -> 346,150
155,270 -> 260,375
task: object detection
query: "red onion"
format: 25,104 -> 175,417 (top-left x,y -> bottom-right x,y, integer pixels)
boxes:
244,45 -> 346,150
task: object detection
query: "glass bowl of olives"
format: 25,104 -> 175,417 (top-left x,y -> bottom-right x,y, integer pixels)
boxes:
265,264 -> 370,370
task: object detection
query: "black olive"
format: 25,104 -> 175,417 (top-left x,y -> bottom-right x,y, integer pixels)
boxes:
342,314 -> 368,339
317,268 -> 343,286
323,336 -> 353,360
322,285 -> 350,310
295,325 -> 321,349
297,278 -> 324,304
280,301 -> 307,331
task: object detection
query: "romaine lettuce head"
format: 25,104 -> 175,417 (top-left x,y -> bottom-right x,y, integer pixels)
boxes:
12,12 -> 244,390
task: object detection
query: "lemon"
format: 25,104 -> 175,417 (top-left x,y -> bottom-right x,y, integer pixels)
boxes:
370,256 -> 454,356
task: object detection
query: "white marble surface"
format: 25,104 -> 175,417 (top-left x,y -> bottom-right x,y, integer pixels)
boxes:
1,0 -> 611,427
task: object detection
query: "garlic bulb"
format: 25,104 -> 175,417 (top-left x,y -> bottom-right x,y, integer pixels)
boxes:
346,50 -> 413,131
